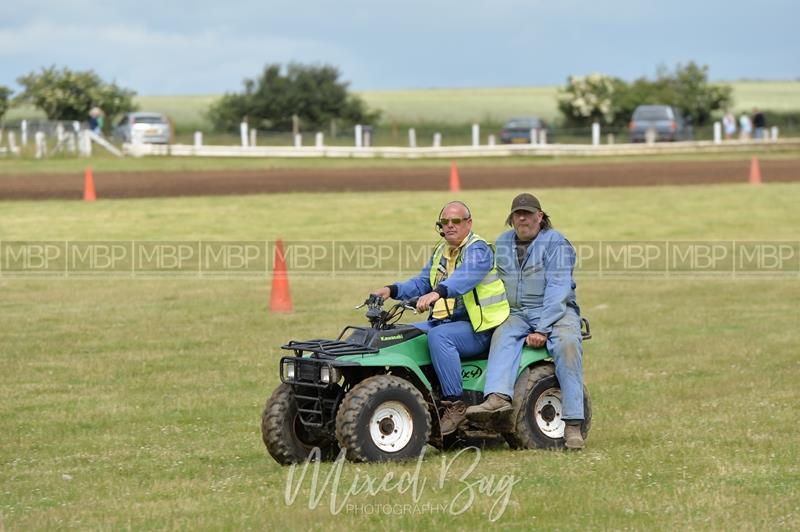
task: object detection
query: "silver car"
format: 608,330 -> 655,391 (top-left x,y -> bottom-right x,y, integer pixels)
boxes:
113,112 -> 171,144
628,105 -> 692,142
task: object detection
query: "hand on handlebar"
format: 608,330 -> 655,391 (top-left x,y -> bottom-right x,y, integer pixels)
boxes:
371,287 -> 391,300
416,291 -> 440,312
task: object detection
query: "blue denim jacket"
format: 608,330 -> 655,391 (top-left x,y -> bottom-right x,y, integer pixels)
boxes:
495,228 -> 580,334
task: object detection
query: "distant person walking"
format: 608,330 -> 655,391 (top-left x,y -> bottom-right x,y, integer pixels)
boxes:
752,108 -> 766,140
722,110 -> 737,140
739,113 -> 752,141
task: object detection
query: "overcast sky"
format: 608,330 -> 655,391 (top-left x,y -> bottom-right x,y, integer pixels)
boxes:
1,1 -> 797,95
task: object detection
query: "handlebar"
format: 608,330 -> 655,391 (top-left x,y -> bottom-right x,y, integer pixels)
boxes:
357,294 -> 419,330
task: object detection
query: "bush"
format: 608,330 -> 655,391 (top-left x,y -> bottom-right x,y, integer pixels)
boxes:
15,66 -> 137,125
760,110 -> 800,129
0,85 -> 11,122
559,62 -> 733,127
557,73 -> 626,127
208,63 -> 380,133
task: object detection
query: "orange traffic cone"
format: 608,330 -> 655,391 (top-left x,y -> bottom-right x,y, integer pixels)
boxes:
749,156 -> 762,185
270,239 -> 293,313
83,167 -> 96,201
449,161 -> 461,192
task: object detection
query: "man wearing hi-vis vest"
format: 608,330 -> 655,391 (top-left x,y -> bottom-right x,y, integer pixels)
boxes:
372,201 -> 510,435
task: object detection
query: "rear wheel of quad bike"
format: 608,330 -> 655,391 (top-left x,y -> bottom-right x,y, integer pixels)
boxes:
261,383 -> 339,465
505,374 -> 591,450
335,375 -> 431,462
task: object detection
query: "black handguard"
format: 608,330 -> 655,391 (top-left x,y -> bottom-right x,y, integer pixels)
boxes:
364,294 -> 385,321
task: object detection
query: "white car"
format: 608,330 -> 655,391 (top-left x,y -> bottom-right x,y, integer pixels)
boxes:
112,112 -> 171,144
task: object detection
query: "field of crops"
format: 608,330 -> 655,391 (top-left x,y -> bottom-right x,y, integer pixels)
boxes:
2,182 -> 798,529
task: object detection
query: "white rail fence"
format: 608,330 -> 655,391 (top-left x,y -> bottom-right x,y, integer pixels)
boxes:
124,138 -> 799,159
1,119 -> 794,159
0,120 -> 123,158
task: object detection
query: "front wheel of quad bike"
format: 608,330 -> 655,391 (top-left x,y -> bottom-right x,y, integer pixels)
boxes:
505,371 -> 592,450
261,383 -> 339,465
335,375 -> 431,462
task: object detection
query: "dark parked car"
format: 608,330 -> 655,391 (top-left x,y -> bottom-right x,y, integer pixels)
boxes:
112,112 -> 172,144
500,116 -> 554,144
628,105 -> 692,142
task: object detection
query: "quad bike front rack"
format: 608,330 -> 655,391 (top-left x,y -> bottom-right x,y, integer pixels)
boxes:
282,339 -> 378,359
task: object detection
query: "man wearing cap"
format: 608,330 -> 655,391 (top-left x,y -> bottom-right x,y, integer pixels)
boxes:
371,201 -> 510,435
465,193 -> 587,449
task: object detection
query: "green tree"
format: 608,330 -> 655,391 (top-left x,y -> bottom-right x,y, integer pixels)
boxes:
208,63 -> 380,132
558,62 -> 733,128
0,85 -> 11,122
15,66 -> 137,125
658,62 -> 733,125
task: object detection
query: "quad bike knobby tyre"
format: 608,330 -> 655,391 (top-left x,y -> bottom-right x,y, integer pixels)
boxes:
335,375 -> 431,462
505,366 -> 592,450
261,383 -> 339,465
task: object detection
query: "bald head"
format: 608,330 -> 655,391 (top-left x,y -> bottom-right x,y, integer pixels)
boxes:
438,201 -> 473,245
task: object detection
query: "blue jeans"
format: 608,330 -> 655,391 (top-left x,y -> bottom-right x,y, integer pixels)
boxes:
483,308 -> 584,420
415,319 -> 492,398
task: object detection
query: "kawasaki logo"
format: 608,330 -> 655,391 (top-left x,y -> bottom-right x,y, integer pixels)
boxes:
461,364 -> 483,380
380,334 -> 403,341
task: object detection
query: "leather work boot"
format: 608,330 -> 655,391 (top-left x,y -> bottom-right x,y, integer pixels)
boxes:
439,401 -> 467,435
564,423 -> 585,450
465,393 -> 513,422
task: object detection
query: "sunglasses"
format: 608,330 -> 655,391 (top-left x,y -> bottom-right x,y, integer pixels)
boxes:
439,217 -> 470,226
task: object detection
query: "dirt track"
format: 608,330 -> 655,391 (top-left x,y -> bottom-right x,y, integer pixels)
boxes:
1,159 -> 798,200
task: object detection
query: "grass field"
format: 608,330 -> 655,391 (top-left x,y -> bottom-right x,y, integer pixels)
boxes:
5,81 -> 800,132
1,183 -> 799,529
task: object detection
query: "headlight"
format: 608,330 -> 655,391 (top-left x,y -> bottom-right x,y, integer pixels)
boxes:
319,366 -> 340,384
282,360 -> 295,380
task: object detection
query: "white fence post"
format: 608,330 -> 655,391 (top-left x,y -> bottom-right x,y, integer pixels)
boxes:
433,132 -> 442,148
771,126 -> 779,141
8,131 -> 17,153
240,121 -> 249,147
529,128 -> 538,145
592,122 -> 601,146
35,131 -> 46,159
713,121 -> 722,144
294,134 -> 302,147
194,131 -> 203,147
355,125 -> 363,148
488,134 -> 496,146
56,123 -> 65,145
408,128 -> 416,148
21,120 -> 28,147
538,129 -> 547,145
472,124 -> 480,147
79,130 -> 91,156
315,132 -> 324,147
249,128 -> 257,147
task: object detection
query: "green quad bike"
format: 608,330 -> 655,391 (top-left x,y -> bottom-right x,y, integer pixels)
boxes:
261,295 -> 592,464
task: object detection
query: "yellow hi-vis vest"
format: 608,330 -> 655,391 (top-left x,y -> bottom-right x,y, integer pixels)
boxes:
428,233 -> 510,332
